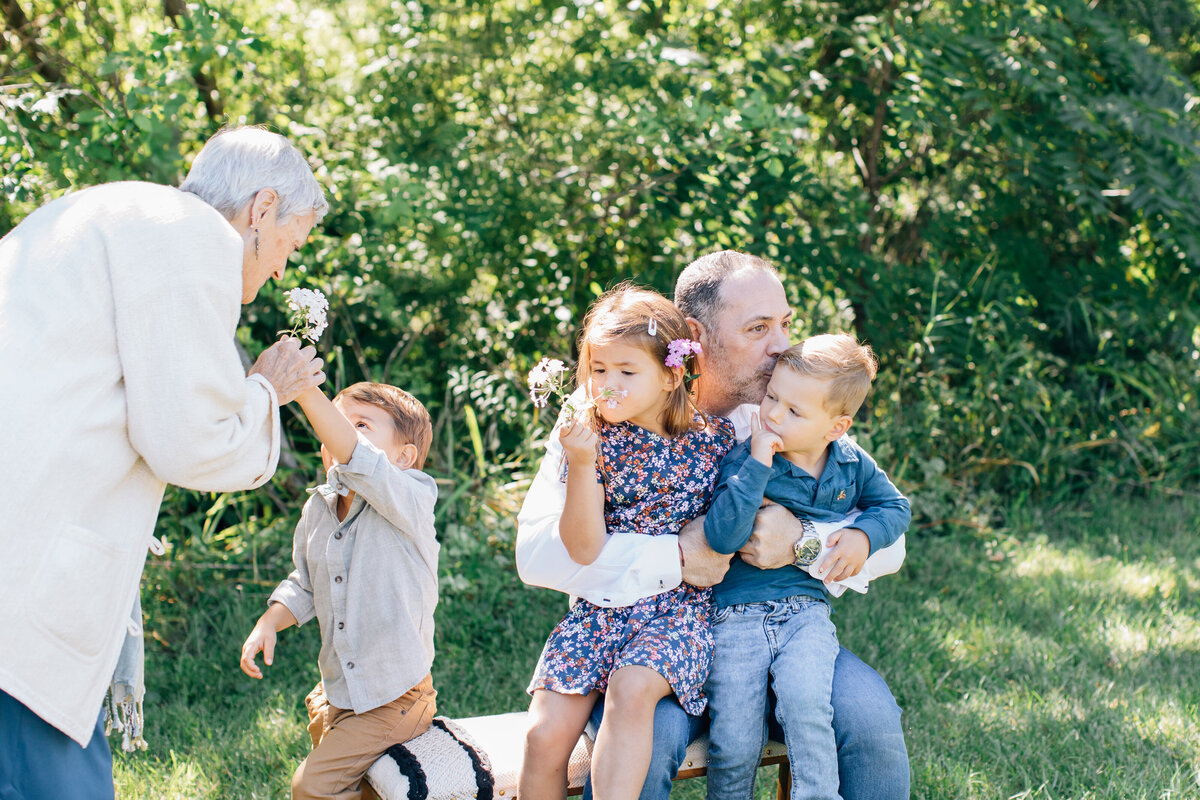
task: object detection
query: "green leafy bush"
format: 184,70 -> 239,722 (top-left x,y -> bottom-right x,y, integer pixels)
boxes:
3,0 -> 1198,567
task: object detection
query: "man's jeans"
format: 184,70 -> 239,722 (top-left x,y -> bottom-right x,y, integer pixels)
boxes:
0,688 -> 115,800
706,597 -> 839,800
582,645 -> 908,800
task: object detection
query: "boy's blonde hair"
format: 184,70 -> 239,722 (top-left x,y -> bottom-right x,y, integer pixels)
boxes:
775,334 -> 878,417
334,382 -> 433,469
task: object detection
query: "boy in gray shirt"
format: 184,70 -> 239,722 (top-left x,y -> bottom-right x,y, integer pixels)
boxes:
240,381 -> 439,800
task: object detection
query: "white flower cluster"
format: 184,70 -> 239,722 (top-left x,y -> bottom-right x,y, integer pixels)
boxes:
527,357 -> 568,408
527,357 -> 629,419
284,288 -> 329,342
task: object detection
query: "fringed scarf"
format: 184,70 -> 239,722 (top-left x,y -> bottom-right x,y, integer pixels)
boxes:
104,595 -> 147,752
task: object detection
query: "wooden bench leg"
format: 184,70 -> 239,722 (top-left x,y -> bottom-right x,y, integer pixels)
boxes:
776,759 -> 791,800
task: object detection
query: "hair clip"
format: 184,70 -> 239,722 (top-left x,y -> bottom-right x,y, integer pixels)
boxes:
647,317 -> 658,336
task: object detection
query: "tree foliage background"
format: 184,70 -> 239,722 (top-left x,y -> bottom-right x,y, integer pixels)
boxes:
3,0 -> 1199,569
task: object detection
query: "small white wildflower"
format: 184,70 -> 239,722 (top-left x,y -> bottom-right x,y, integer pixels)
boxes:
527,356 -> 577,417
600,387 -> 628,409
528,358 -> 567,390
284,288 -> 329,342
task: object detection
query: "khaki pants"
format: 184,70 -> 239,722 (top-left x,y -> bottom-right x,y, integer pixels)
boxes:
292,675 -> 437,800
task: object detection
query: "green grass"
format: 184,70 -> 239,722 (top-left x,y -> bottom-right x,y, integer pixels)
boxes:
113,490 -> 1200,799
888,495 -> 1200,800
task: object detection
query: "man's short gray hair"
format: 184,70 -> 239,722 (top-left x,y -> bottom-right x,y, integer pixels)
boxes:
673,250 -> 779,332
180,126 -> 329,223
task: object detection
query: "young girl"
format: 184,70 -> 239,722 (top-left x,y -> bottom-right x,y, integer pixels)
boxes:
519,285 -> 735,800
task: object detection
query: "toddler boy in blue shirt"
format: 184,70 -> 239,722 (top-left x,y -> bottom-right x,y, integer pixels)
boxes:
703,333 -> 910,800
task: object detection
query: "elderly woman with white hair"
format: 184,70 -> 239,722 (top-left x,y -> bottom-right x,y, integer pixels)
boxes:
0,126 -> 329,799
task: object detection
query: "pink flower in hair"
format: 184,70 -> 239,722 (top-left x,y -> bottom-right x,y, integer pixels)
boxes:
665,338 -> 702,369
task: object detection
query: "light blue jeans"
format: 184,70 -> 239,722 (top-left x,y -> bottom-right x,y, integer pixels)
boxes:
706,596 -> 839,799
582,632 -> 909,800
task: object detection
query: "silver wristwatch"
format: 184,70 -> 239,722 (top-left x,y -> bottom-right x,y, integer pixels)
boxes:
792,517 -> 821,567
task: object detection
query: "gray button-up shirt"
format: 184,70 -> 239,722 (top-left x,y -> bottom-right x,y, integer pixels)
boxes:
270,435 -> 439,712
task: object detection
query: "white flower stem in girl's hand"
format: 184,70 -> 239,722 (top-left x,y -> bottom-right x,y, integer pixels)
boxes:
282,288 -> 329,342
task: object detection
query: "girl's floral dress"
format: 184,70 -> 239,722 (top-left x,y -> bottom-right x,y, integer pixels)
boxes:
528,415 -> 735,715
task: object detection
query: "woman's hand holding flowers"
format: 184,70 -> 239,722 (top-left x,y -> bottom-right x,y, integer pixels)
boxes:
249,337 -> 325,406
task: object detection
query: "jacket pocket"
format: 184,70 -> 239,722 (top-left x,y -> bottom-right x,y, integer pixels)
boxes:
29,522 -> 125,658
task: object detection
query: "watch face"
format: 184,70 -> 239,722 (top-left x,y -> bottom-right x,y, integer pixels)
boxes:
795,534 -> 821,566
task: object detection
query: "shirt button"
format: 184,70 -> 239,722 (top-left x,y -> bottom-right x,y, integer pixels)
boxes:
337,622 -> 344,630
334,532 -> 343,540
347,662 -> 355,669
334,576 -> 343,583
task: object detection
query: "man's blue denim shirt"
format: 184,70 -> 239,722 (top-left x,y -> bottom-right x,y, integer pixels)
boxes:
703,435 -> 910,608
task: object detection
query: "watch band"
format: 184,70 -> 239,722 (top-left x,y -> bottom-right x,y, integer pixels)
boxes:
793,517 -> 821,567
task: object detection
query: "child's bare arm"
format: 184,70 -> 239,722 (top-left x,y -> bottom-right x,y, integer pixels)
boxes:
295,387 -> 357,465
239,602 -> 299,679
558,414 -> 607,565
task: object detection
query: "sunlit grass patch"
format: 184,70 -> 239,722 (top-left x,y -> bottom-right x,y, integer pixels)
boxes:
851,490 -> 1200,800
113,490 -> 1200,800
1009,536 -> 1183,599
114,755 -> 219,800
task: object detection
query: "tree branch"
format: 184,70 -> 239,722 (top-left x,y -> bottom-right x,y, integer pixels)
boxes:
163,0 -> 224,120
2,0 -> 64,85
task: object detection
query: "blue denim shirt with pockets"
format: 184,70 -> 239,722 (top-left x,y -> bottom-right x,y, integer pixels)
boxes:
703,435 -> 910,608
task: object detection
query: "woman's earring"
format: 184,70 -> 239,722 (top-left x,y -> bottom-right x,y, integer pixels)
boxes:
253,228 -> 260,260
